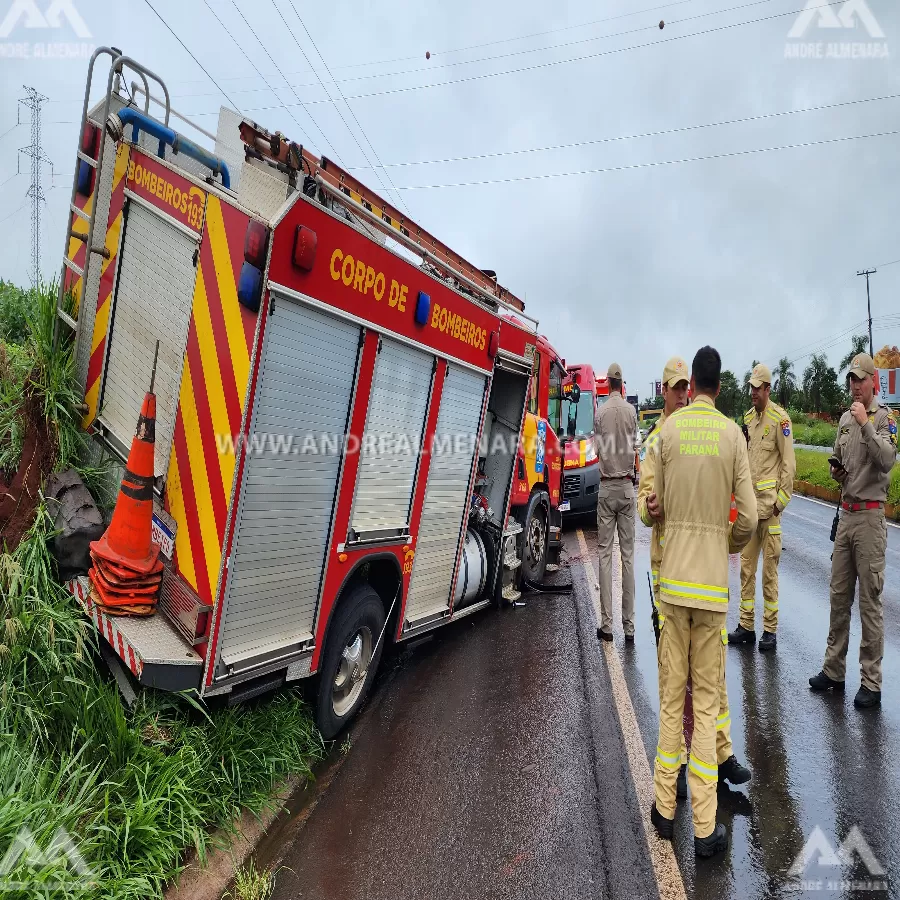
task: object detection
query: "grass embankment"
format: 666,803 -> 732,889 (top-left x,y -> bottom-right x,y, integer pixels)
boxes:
794,448 -> 900,507
0,282 -> 323,898
788,410 -> 838,448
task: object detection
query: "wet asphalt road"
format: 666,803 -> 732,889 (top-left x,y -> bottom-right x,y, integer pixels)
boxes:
258,495 -> 900,900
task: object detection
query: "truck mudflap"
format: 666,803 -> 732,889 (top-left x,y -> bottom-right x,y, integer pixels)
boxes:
67,576 -> 203,691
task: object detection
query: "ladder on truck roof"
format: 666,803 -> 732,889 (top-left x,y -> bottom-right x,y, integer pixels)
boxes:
55,48 -> 232,362
54,48 -> 172,343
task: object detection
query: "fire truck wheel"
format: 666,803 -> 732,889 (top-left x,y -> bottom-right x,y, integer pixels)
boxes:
316,584 -> 386,740
519,491 -> 549,584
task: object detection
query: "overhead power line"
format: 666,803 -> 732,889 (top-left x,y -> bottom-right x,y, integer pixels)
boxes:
140,0 -> 242,113
320,0 -> 792,89
332,0 -> 701,70
392,129 -> 900,191
345,91 -> 900,172
278,0 -> 411,214
226,0 -> 344,164
199,0 -> 312,146
0,199 -> 27,225
290,0 -> 847,108
160,0 -> 787,101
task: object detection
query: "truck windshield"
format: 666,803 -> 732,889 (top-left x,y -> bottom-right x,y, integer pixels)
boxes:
567,392 -> 595,437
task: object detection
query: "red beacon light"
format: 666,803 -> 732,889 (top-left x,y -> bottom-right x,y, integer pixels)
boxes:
237,219 -> 270,312
292,225 -> 317,271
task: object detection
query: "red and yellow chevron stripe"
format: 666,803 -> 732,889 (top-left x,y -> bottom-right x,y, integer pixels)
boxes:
165,196 -> 257,605
81,143 -> 131,427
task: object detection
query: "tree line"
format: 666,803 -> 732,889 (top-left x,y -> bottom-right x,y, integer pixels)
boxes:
640,335 -> 869,421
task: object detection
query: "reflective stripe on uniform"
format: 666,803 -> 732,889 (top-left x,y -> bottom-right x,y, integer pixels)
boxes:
716,709 -> 731,731
756,479 -> 777,491
740,598 -> 755,611
689,753 -> 718,781
659,533 -> 666,547
660,577 -> 729,603
658,612 -> 666,628
766,408 -> 781,424
764,599 -> 778,611
656,746 -> 681,771
777,489 -> 790,508
651,569 -> 660,587
721,626 -> 728,645
768,524 -> 782,535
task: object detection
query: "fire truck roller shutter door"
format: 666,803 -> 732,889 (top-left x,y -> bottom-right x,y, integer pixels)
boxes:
215,296 -> 361,672
405,364 -> 487,624
99,201 -> 198,476
349,338 -> 434,538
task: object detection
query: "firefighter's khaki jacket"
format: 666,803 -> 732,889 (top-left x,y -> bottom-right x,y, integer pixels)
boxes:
742,399 -> 796,520
642,395 -> 757,613
637,410 -> 667,589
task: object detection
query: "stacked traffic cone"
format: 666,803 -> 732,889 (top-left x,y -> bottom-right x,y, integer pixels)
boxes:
88,348 -> 162,617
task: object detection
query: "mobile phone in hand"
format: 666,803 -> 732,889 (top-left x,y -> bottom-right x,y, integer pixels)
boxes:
828,455 -> 845,473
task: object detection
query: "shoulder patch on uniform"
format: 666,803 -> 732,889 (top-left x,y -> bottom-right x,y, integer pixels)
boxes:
889,414 -> 898,446
840,425 -> 850,435
781,418 -> 791,437
743,410 -> 754,423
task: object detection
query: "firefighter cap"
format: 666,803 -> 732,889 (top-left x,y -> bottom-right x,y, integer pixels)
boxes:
848,353 -> 876,379
749,363 -> 773,388
663,356 -> 689,388
607,362 -> 623,380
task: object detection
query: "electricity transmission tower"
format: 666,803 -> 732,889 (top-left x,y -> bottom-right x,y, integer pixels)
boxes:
18,86 -> 52,291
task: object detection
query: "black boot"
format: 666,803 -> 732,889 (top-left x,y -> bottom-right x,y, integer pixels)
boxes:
695,824 -> 729,858
728,625 -> 756,645
854,685 -> 881,709
758,631 -> 777,653
719,755 -> 751,785
676,765 -> 688,801
597,629 -> 613,642
809,670 -> 845,692
651,803 -> 674,840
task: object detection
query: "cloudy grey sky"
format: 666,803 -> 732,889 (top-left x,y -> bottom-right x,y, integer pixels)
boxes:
1,0 -> 898,399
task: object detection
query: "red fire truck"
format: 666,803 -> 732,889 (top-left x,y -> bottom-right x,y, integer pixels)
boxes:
560,363 -> 601,516
58,50 -> 547,737
507,331 -> 565,582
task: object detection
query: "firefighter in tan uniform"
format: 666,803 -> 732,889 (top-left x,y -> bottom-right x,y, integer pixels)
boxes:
729,363 -> 796,652
638,357 -> 750,804
642,347 -> 757,857
810,353 -> 897,709
594,363 -> 641,641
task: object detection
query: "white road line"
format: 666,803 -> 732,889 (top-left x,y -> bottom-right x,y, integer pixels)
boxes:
576,529 -> 687,900
791,494 -> 900,530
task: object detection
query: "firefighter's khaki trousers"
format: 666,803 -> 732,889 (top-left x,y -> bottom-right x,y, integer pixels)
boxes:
824,509 -> 888,692
597,479 -> 635,635
653,588 -> 733,766
654,601 -> 726,838
739,516 -> 782,633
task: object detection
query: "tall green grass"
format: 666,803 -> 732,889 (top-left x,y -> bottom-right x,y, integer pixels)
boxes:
0,283 -> 325,898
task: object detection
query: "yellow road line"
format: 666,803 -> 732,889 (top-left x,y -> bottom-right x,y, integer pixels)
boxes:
576,528 -> 688,900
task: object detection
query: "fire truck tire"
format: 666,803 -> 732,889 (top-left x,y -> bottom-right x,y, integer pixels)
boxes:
315,584 -> 386,740
518,491 -> 549,584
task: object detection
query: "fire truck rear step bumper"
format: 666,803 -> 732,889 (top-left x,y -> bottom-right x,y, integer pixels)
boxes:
67,576 -> 203,692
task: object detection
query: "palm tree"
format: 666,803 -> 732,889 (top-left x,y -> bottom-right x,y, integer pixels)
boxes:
773,357 -> 797,409
839,334 -> 869,372
803,353 -> 830,414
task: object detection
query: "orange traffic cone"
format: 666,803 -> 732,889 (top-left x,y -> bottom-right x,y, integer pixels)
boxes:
90,351 -> 161,575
